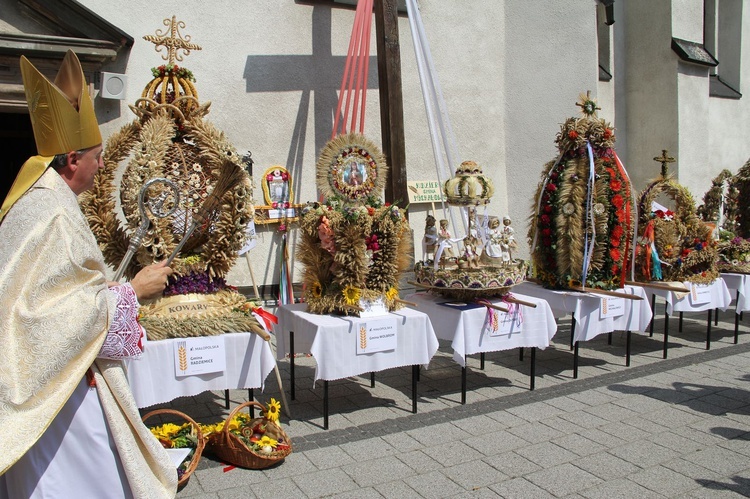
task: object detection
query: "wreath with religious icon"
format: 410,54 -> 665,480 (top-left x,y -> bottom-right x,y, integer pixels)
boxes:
261,166 -> 294,208
316,133 -> 388,203
297,132 -> 411,315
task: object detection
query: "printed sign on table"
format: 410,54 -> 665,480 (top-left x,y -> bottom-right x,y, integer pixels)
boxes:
689,282 -> 712,306
356,317 -> 398,354
596,296 -> 625,320
174,336 -> 226,377
483,307 -> 523,337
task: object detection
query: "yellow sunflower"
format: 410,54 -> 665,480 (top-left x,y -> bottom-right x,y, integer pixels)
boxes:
311,282 -> 322,298
265,398 -> 282,423
385,287 -> 398,302
343,285 -> 361,306
258,435 -> 278,448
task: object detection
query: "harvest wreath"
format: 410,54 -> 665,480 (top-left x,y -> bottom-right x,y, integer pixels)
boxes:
80,17 -> 263,340
528,93 -> 634,291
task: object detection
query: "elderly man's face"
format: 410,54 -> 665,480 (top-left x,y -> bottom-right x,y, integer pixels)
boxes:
71,144 -> 103,195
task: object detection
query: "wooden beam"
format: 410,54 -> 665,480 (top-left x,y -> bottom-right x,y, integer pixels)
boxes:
374,0 -> 408,211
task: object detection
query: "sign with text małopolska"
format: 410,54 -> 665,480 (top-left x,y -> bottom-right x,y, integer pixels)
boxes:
174,336 -> 227,376
356,318 -> 398,354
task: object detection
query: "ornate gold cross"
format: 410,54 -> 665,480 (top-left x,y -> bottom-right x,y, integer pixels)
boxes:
653,149 -> 675,177
143,16 -> 202,65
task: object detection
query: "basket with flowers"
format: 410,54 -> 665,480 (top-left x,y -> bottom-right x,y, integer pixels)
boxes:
143,409 -> 205,487
204,399 -> 291,469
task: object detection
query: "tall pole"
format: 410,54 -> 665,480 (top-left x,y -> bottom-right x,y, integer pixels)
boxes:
374,0 -> 408,212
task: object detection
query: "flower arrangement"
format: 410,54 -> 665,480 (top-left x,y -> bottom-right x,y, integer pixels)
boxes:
151,64 -> 196,82
717,236 -> 750,273
634,160 -> 719,285
528,94 -> 633,290
143,409 -> 205,486
297,198 -> 411,315
204,399 -> 292,469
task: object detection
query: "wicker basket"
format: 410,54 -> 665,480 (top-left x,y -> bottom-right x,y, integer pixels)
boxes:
206,401 -> 292,469
142,408 -> 205,488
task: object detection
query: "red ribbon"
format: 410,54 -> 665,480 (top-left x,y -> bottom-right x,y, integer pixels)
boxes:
253,307 -> 278,330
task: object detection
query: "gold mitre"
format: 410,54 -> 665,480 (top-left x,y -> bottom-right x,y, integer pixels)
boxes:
0,50 -> 101,222
20,50 -> 101,155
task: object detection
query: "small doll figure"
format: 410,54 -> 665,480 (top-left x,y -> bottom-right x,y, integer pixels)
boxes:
422,215 -> 438,261
463,235 -> 481,269
481,216 -> 504,264
502,216 -> 517,262
437,219 -> 455,261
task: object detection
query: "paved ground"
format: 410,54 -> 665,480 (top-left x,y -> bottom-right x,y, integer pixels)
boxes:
148,301 -> 750,498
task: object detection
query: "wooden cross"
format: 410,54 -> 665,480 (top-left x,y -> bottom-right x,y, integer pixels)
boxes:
143,16 -> 202,66
653,149 -> 675,177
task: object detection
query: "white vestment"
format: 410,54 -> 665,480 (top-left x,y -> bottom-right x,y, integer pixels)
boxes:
0,169 -> 177,498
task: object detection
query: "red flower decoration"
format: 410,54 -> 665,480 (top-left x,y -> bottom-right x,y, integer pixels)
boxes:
612,265 -> 620,275
568,130 -> 578,139
611,238 -> 621,248
543,205 -> 553,213
609,248 -> 621,261
603,128 -> 612,139
545,183 -> 557,192
610,179 -> 622,192
542,228 -> 551,237
611,226 -> 624,239
612,194 -> 624,209
540,215 -> 551,225
281,172 -> 289,181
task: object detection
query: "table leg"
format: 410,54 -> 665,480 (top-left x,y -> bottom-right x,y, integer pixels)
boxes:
626,330 -> 631,367
573,341 -> 580,379
608,332 -> 613,345
735,290 -> 741,345
663,311 -> 670,359
530,347 -> 536,391
570,314 -> 577,351
249,389 -> 254,418
649,294 -> 656,336
412,365 -> 418,414
224,389 -> 230,410
715,307 -> 719,326
323,380 -> 329,430
461,366 -> 467,405
519,347 -> 524,362
706,309 -> 712,350
679,312 -> 683,333
370,372 -> 375,388
290,331 -> 295,401
480,352 -> 485,370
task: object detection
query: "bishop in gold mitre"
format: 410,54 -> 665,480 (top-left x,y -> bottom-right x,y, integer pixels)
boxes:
0,51 -> 177,498
0,49 -> 101,221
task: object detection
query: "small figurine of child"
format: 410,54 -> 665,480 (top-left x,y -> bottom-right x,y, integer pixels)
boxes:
422,215 -> 438,261
437,219 -> 455,260
502,216 -> 517,262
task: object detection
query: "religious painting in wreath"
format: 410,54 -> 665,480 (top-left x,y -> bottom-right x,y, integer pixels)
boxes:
316,132 -> 387,203
261,166 -> 293,208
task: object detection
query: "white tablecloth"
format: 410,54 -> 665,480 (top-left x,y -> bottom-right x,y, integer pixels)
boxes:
404,292 -> 557,367
646,279 -> 732,315
513,282 -> 653,342
276,304 -> 439,383
721,273 -> 750,313
124,332 -> 276,408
